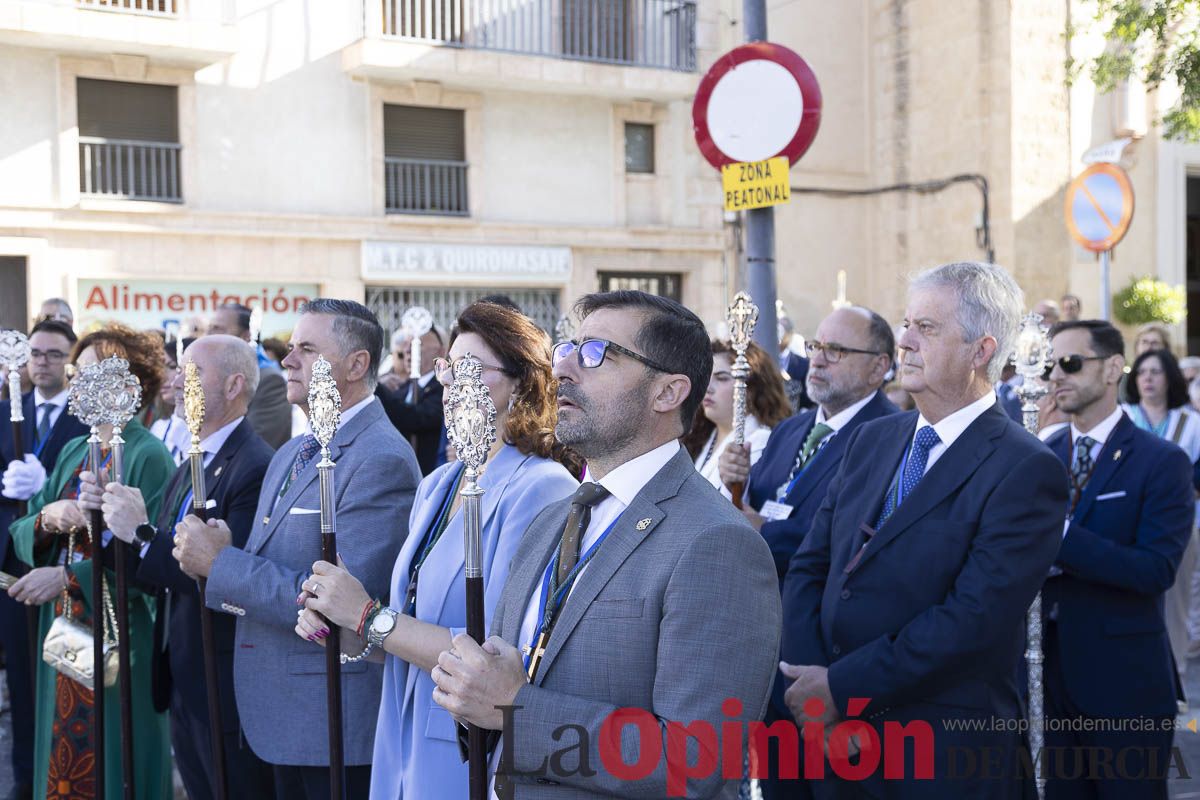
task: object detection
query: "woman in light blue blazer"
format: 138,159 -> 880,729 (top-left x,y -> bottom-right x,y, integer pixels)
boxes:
295,301 -> 580,800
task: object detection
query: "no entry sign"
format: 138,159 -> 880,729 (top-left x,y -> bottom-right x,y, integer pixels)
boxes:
1064,163 -> 1135,253
692,42 -> 822,170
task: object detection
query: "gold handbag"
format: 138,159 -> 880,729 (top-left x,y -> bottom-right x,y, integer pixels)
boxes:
42,519 -> 118,691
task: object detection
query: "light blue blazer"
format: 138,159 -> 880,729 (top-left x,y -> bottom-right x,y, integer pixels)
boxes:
369,444 -> 578,800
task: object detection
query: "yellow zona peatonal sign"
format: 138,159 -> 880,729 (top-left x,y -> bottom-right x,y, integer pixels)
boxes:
722,157 -> 791,212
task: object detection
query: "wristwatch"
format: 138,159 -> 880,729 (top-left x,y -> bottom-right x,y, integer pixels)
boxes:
367,606 -> 399,648
134,523 -> 158,545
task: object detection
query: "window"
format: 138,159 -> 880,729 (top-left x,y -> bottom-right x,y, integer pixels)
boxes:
365,287 -> 561,334
384,105 -> 468,216
625,123 -> 655,174
598,271 -> 681,302
0,257 -> 27,331
77,78 -> 181,201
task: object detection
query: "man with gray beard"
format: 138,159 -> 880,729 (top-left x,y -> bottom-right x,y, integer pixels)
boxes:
718,305 -> 898,800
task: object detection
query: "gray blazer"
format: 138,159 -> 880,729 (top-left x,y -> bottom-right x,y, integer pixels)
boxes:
494,447 -> 782,798
247,364 -> 292,449
205,398 -> 420,766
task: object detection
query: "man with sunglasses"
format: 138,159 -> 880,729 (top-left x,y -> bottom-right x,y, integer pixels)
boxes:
430,290 -> 782,797
0,318 -> 87,800
780,262 -> 1068,798
718,305 -> 897,799
1040,320 -> 1193,799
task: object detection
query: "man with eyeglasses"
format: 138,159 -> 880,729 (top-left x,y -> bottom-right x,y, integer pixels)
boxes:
430,290 -> 781,797
375,323 -> 447,475
717,305 -> 897,799
0,318 -> 87,800
1040,319 -> 1193,800
780,262 -> 1068,798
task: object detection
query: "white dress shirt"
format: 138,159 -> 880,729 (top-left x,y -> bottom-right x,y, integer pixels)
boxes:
694,416 -> 771,495
32,387 -> 69,437
1070,406 -> 1124,464
302,393 -> 376,437
911,390 -> 997,475
150,414 -> 192,466
816,390 -> 877,433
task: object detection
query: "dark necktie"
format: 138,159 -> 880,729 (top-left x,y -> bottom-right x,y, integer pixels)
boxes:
876,425 -> 942,527
1069,435 -> 1096,509
280,435 -> 321,497
36,403 -> 52,444
555,482 -> 611,586
776,422 -> 834,500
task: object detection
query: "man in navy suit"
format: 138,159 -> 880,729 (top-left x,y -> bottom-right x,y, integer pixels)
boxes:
82,335 -> 277,800
779,313 -> 814,410
781,262 -> 1068,798
0,319 -> 87,800
721,305 -> 897,800
1041,320 -> 1192,800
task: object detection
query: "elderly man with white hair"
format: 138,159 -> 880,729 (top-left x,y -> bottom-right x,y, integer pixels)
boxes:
779,262 -> 1069,798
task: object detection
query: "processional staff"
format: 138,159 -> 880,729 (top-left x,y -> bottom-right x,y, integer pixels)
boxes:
0,331 -> 30,518
402,307 -> 434,384
725,292 -> 759,509
444,354 -> 498,800
183,362 -> 229,800
308,356 -> 346,800
101,355 -> 142,800
1013,313 -> 1053,800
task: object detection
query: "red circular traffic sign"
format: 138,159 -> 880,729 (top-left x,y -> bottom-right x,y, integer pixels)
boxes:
693,42 -> 822,170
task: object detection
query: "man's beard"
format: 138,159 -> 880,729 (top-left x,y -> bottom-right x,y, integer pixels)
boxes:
555,378 -> 648,460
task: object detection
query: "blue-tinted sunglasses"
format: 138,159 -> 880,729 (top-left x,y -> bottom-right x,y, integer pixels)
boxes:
552,338 -> 672,374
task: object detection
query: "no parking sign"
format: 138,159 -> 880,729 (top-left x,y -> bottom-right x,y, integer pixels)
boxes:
1064,163 -> 1134,253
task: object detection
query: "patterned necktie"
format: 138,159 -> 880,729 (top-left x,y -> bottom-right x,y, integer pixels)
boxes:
1069,435 -> 1096,508
280,435 -> 321,497
36,403 -> 52,444
555,482 -> 611,587
776,423 -> 834,500
876,426 -> 942,527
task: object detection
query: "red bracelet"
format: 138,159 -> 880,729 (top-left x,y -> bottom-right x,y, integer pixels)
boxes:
355,600 -> 376,638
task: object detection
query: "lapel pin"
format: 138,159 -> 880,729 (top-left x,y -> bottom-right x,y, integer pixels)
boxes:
262,516 -> 270,526
636,518 -> 653,531
1113,450 -> 1122,461
214,466 -> 223,477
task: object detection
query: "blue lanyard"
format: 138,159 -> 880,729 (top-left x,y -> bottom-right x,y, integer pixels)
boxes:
523,515 -> 621,670
74,451 -> 113,495
176,488 -> 195,528
779,434 -> 834,499
404,465 -> 465,615
886,435 -> 917,510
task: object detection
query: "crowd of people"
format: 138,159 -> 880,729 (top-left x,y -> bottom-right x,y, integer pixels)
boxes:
0,265 -> 1194,799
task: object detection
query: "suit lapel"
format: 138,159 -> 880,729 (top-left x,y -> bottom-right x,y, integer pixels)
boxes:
1071,415 -> 1136,521
785,431 -> 844,507
850,412 -> 916,548
499,504 -> 566,642
854,406 -> 1004,573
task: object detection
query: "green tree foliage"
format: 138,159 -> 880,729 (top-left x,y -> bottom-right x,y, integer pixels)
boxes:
1113,276 -> 1186,324
1071,1 -> 1200,140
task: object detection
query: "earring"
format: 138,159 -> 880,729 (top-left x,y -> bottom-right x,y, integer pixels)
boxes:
507,394 -> 516,413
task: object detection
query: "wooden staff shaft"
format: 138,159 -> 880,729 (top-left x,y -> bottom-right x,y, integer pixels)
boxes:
85,434 -> 106,800
190,483 -> 229,800
10,416 -> 38,683
318,461 -> 344,800
111,438 -> 134,800
463,486 -> 486,800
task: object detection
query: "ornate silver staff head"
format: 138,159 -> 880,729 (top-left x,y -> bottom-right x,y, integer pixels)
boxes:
401,306 -> 433,381
93,356 -> 142,482
444,355 -> 498,480
1012,313 -> 1054,431
183,361 -> 205,456
68,360 -> 107,431
0,330 -> 30,423
725,293 -> 759,445
307,355 -> 342,458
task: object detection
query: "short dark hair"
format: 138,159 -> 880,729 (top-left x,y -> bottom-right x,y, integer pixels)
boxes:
573,290 -> 711,431
301,298 -> 385,387
218,303 -> 252,336
860,307 -> 896,370
1126,348 -> 1190,409
1048,319 -> 1125,359
30,318 -> 77,344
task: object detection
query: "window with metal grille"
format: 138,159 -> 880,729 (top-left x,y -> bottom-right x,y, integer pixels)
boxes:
77,78 -> 181,201
365,286 -> 562,337
598,271 -> 681,302
384,105 -> 468,216
625,123 -> 655,174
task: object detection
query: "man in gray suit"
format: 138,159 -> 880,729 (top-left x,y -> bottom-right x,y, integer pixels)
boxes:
207,302 -> 292,448
174,298 -> 420,800
432,290 -> 782,798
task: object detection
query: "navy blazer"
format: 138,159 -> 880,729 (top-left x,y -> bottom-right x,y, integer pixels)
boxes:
1042,414 -> 1193,719
0,393 -> 89,557
781,352 -> 813,410
747,390 -> 898,581
137,418 -> 274,727
782,404 -> 1067,794
376,377 -> 444,475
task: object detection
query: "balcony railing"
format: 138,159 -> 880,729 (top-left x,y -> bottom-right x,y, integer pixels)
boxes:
385,158 -> 469,216
380,0 -> 696,72
79,137 -> 183,202
77,0 -> 178,16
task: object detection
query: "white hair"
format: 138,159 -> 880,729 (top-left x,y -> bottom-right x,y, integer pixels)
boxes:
390,327 -> 412,352
909,261 -> 1024,384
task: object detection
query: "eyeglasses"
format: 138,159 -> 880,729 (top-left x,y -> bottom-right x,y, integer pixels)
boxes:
552,338 -> 673,374
804,340 -> 884,364
1043,354 -> 1108,379
29,349 -> 69,363
432,356 -> 513,384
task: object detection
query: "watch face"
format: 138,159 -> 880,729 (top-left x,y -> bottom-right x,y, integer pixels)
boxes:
372,610 -> 395,635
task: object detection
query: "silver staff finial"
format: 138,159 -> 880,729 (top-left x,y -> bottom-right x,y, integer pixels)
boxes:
308,356 -> 342,452
444,354 -> 498,474
0,330 -> 30,422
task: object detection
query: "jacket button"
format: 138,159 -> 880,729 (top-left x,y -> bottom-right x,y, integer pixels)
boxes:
832,644 -> 842,656
841,589 -> 852,600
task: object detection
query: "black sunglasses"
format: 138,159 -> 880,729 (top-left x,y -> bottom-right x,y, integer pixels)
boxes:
552,338 -> 673,374
1043,354 -> 1108,380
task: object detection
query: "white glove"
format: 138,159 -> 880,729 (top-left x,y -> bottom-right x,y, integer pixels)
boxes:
2,455 -> 47,501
